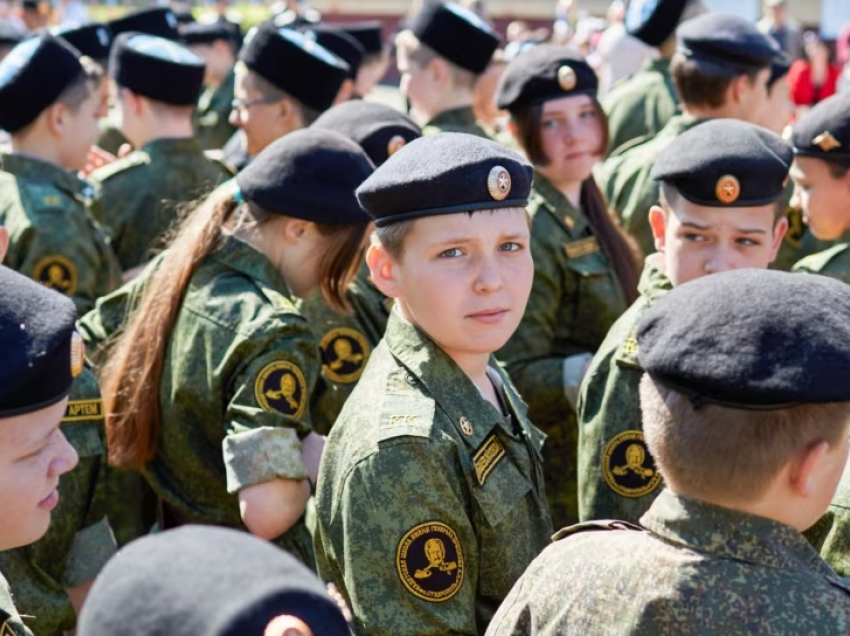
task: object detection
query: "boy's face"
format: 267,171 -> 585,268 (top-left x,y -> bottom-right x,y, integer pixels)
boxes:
790,156 -> 850,241
60,87 -> 104,173
397,49 -> 437,125
371,208 -> 533,360
0,398 -> 78,551
649,198 -> 786,286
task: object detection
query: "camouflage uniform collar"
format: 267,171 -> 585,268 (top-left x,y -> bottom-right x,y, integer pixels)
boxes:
530,172 -> 588,236
139,137 -> 204,159
641,489 -> 834,576
425,105 -> 477,129
383,309 -> 527,447
637,255 -> 672,304
211,231 -> 293,300
1,152 -> 93,201
659,113 -> 706,138
642,57 -> 671,74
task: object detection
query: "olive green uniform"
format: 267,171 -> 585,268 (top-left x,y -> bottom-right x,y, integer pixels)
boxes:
315,310 -> 553,636
422,106 -> 491,138
792,231 -> 850,284
0,153 -> 122,315
143,233 -> 317,564
599,114 -> 705,257
603,59 -> 679,157
497,174 -> 628,528
576,256 -> 671,523
90,137 -> 232,270
0,575 -> 32,636
807,458 -> 850,577
0,368 -> 117,636
194,70 -> 237,151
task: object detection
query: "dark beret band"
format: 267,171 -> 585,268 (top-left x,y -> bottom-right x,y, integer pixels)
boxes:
53,23 -> 112,62
107,7 -> 180,40
625,0 -> 689,47
181,21 -> 233,45
303,25 -> 365,78
410,1 -> 499,75
338,21 -> 384,55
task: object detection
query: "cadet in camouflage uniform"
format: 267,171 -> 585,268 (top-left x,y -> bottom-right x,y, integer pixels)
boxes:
304,100 -> 421,426
577,120 -> 793,524
184,22 -> 238,151
493,46 -> 639,527
599,13 -> 779,256
90,33 -> 232,273
221,22 -> 349,171
395,1 -> 498,138
0,33 -> 122,315
790,92 -> 850,282
0,267 -> 82,636
0,368 -> 116,636
315,134 -> 553,636
603,0 -> 704,157
100,130 -> 373,565
488,269 -> 850,636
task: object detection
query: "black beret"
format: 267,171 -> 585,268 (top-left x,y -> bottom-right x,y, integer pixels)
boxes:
338,21 -> 384,55
0,266 -> 81,418
625,0 -> 689,47
651,119 -> 792,207
792,91 -> 850,160
303,25 -> 364,78
53,23 -> 112,62
768,50 -> 791,88
0,22 -> 25,47
312,100 -> 421,166
173,10 -> 195,25
181,21 -> 232,45
357,132 -> 532,227
107,8 -> 180,40
495,44 -> 597,112
110,32 -> 205,106
239,22 -> 349,112
76,526 -> 351,636
677,13 -> 778,73
638,269 -> 850,409
0,33 -> 84,133
410,1 -> 499,75
236,128 -> 373,225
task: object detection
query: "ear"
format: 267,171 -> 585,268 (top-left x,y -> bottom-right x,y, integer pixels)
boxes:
121,88 -> 143,116
648,205 -> 668,252
366,241 -> 402,298
263,615 -> 313,636
281,217 -> 311,242
44,102 -> 65,138
788,440 -> 831,498
429,57 -> 450,89
0,226 -> 8,264
728,73 -> 750,106
769,216 -> 789,261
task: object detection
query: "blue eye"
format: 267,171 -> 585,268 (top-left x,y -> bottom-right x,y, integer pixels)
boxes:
439,248 -> 463,258
500,242 -> 522,252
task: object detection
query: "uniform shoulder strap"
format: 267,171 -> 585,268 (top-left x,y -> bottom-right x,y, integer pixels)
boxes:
552,519 -> 644,541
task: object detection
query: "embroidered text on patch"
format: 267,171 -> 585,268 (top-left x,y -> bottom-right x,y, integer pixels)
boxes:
473,434 -> 506,485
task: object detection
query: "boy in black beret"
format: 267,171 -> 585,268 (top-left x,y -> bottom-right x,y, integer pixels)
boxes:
315,133 -> 553,635
221,22 -> 349,171
578,119 -> 792,525
0,265 -> 82,636
0,33 -> 123,314
395,1 -> 499,137
89,33 -> 232,273
183,21 -> 239,150
489,268 -> 850,635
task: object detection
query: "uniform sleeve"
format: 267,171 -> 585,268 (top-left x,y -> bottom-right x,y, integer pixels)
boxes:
319,438 -> 478,636
221,330 -> 321,492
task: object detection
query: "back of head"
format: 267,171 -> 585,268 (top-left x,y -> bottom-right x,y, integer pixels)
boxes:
77,526 -> 351,636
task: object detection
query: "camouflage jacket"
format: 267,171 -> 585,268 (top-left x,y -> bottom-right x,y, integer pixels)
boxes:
0,369 -> 116,636
599,114 -> 705,257
576,255 -> 670,523
0,574 -> 32,636
603,59 -> 679,158
315,310 -> 553,636
486,489 -> 850,636
792,231 -> 850,284
142,233 -> 317,564
90,137 -> 231,270
422,106 -> 492,138
194,70 -> 237,151
497,173 -> 628,528
0,154 -> 122,315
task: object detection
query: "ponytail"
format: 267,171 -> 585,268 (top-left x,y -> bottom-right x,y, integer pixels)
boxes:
314,221 -> 370,314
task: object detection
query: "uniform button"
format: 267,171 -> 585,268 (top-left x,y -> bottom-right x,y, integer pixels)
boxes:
405,373 -> 417,385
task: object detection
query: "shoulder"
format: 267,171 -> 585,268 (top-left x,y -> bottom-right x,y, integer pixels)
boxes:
90,151 -> 151,185
793,243 -> 850,275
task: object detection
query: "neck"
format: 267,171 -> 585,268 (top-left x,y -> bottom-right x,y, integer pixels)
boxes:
680,103 -> 741,121
126,118 -> 194,149
657,36 -> 677,60
539,171 -> 583,208
10,137 -> 68,171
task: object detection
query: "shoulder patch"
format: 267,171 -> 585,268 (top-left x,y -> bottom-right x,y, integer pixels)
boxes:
320,328 -> 370,384
396,521 -> 464,602
377,392 -> 435,441
563,236 -> 601,259
783,206 -> 805,249
472,434 -> 505,486
553,519 -> 644,541
602,430 -> 662,498
90,151 -> 150,182
64,398 -> 104,422
34,255 -> 77,296
614,333 -> 642,370
255,359 -> 307,419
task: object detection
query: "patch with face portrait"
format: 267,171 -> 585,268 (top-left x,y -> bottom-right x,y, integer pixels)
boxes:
602,430 -> 662,498
396,521 -> 464,603
255,360 -> 307,419
319,328 -> 370,384
33,255 -> 77,296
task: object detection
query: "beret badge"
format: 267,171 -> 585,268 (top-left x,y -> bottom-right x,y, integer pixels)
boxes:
487,166 -> 511,201
557,65 -> 576,91
715,175 -> 740,205
813,131 -> 842,152
387,135 -> 407,157
70,331 -> 84,378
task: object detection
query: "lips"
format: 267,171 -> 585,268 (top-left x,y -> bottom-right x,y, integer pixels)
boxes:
38,486 -> 59,511
467,308 -> 509,324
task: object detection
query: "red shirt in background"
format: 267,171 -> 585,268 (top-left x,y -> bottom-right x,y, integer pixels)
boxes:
788,59 -> 842,106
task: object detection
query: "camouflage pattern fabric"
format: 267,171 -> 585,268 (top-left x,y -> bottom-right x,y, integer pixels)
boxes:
486,489 -> 850,635
194,70 -> 237,151
315,310 -> 553,636
792,232 -> 850,284
0,574 -> 32,636
421,106 -> 493,138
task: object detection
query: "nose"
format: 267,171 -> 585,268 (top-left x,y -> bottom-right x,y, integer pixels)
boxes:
48,430 -> 79,479
473,253 -> 504,294
703,246 -> 735,275
228,107 -> 241,128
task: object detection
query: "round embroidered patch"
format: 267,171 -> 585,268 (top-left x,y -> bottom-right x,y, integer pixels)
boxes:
602,430 -> 662,498
715,174 -> 740,205
255,360 -> 307,419
396,521 -> 464,603
319,328 -> 370,384
33,255 -> 77,296
487,165 -> 511,201
387,135 -> 407,157
557,64 -> 577,91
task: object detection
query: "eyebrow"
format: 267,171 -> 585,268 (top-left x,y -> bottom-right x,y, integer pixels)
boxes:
680,221 -> 767,235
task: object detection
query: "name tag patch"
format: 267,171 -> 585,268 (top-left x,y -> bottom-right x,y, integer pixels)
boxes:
473,434 -> 505,485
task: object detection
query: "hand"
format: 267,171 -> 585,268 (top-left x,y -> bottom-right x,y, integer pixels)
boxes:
81,146 -> 117,177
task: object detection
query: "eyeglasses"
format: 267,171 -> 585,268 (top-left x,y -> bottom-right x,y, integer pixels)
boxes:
231,96 -> 280,114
